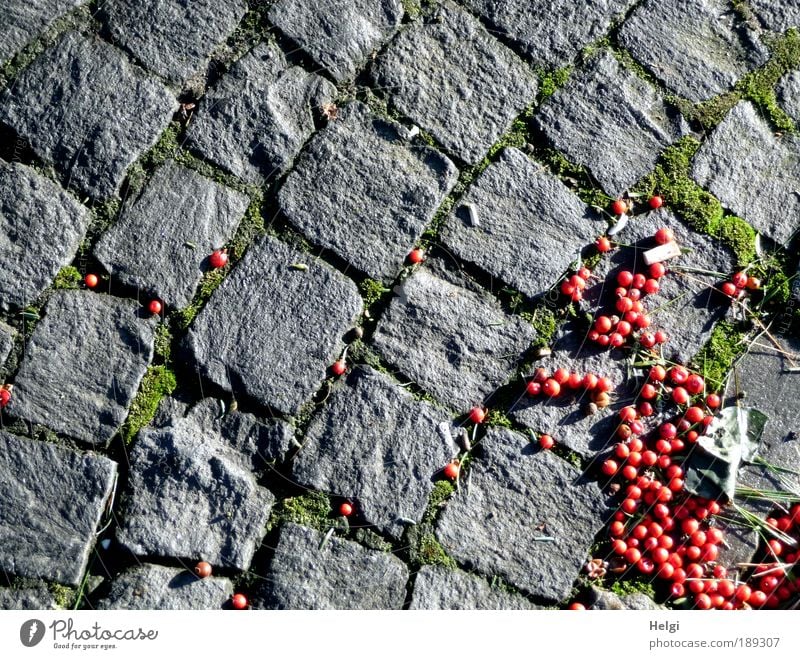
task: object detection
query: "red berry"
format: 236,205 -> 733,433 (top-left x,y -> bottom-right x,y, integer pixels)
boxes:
685,406 -> 704,424
669,366 -> 688,384
553,367 -> 570,384
721,281 -> 737,297
695,593 -> 712,609
734,584 -> 752,602
672,387 -> 690,405
659,423 -> 677,439
568,602 -> 586,610
148,299 -> 162,315
746,276 -> 761,290
0,388 -> 10,408
601,459 -> 618,476
595,316 -> 613,333
619,406 -> 637,423
567,372 -> 582,388
526,381 -> 541,396
543,379 -> 561,397
616,297 -> 634,313
655,227 -> 674,244
408,248 -> 425,264
595,377 -> 613,392
748,590 -> 768,607
84,273 -> 99,288
561,281 -> 575,296
632,273 -> 647,289
611,199 -> 628,215
649,195 -> 663,209
617,270 -> 634,287
621,498 -> 638,514
638,402 -> 654,417
624,547 -> 641,563
640,332 -> 656,348
731,271 -> 748,288
339,502 -> 353,517
597,334 -> 610,347
649,263 -> 666,279
706,393 -> 721,408
443,462 -> 460,480
231,593 -> 248,609
583,373 -> 598,389
469,407 -> 486,424
331,360 -> 347,376
596,236 -> 612,252
578,267 -> 592,280
654,330 -> 668,344
209,249 -> 229,269
194,561 -> 212,578
643,279 -> 660,295
649,365 -> 666,381
539,434 -> 555,450
640,383 -> 658,399
616,320 -> 632,336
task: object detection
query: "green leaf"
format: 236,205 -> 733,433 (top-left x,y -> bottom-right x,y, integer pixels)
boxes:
683,406 -> 768,500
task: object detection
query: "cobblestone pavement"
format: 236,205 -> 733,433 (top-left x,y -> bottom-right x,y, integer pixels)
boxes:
2,0 -> 800,611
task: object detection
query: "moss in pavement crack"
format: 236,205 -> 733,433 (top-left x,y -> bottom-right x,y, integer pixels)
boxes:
120,365 -> 177,444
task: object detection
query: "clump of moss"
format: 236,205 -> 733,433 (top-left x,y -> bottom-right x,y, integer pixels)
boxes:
690,321 -> 749,391
522,305 -> 559,347
49,583 -> 76,609
174,268 -> 227,330
120,365 -> 177,444
485,409 -> 513,428
411,532 -> 457,568
609,576 -> 657,600
538,66 -> 572,103
406,480 -> 457,568
401,0 -> 422,19
153,323 -> 172,361
267,491 -> 331,532
52,266 -> 81,290
360,278 -> 391,308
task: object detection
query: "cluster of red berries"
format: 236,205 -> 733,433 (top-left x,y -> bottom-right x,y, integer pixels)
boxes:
719,270 -> 761,299
611,195 -> 663,217
588,228 -> 675,350
560,265 -> 593,303
524,367 -> 613,399
0,386 -> 10,408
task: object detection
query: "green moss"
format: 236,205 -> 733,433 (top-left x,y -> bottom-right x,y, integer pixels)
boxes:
120,365 -> 177,444
612,47 -> 660,88
52,266 -> 81,290
401,0 -> 422,19
406,479 -> 457,568
229,193 -> 265,259
412,532 -> 457,568
174,268 -> 227,330
360,278 -> 391,308
423,480 -> 454,524
538,66 -> 572,103
535,148 -> 611,209
690,321 -> 749,391
153,323 -> 172,361
529,306 -> 558,346
609,577 -> 657,600
49,584 -> 76,609
351,528 -> 394,552
267,491 -> 331,532
347,339 -> 391,376
485,409 -> 513,429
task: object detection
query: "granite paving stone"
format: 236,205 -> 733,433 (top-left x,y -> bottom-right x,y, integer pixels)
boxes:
277,102 -> 457,281
441,147 -> 603,299
749,0 -> 800,32
692,101 -> 800,244
267,0 -> 403,82
6,291 -> 156,446
436,427 -> 608,601
116,403 -> 275,570
0,321 -> 14,367
372,1 -> 538,164
409,565 -> 536,610
0,31 -> 176,199
461,0 -> 634,69
588,586 -> 664,610
535,50 -> 687,196
618,0 -> 767,102
777,70 -> 800,123
257,523 -> 408,609
0,431 -> 117,586
0,585 -> 57,610
291,366 -> 457,538
186,234 -> 362,416
372,268 -> 536,411
186,42 -> 336,184
100,0 -> 247,85
0,160 -> 91,311
97,564 -> 233,610
0,0 -> 87,63
93,161 -> 248,309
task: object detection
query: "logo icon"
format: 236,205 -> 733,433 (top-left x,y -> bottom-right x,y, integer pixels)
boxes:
20,619 -> 45,647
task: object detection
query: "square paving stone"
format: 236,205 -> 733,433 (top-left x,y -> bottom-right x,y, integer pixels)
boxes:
0,431 -> 117,586
749,0 -> 800,32
692,101 -> 800,244
440,147 -> 603,299
618,0 -> 767,102
116,403 -> 275,570
461,0 -> 634,69
277,102 -> 457,281
93,161 -> 249,309
186,42 -> 336,184
0,31 -> 176,199
372,1 -> 537,165
6,291 -> 156,446
777,70 -> 800,124
186,234 -> 362,416
100,0 -> 247,85
409,565 -> 537,610
535,50 -> 687,196
96,564 -> 233,610
0,160 -> 91,312
256,523 -> 409,609
0,0 -> 87,63
435,427 -> 608,601
291,366 -> 457,538
371,268 -> 536,412
267,0 -> 403,82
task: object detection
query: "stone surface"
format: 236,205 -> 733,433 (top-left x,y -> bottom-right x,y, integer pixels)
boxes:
777,70 -> 800,123
187,42 -> 336,184
372,268 -> 536,411
277,102 -> 457,281
0,160 -> 91,311
535,50 -> 687,196
372,1 -> 538,164
588,586 -> 664,610
186,234 -> 362,416
94,161 -> 248,308
692,101 -> 800,244
97,564 -> 233,610
441,148 -> 603,299
436,427 -> 608,601
461,0 -> 634,69
268,0 -> 402,81
7,291 -> 156,445
749,0 -> 800,32
0,585 -> 57,610
0,32 -> 175,199
618,0 -> 767,102
291,366 -> 456,538
257,523 -> 408,609
409,565 -> 536,609
0,321 -> 13,367
0,431 -> 116,586
116,404 -> 275,570
100,0 -> 247,84
0,0 -> 86,63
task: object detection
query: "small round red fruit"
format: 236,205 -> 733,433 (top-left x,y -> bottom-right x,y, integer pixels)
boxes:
339,502 -> 353,517
84,273 -> 99,288
706,393 -> 721,408
194,561 -> 212,578
649,263 -> 666,279
0,388 -> 10,408
596,236 -> 612,252
539,434 -> 555,450
209,249 -> 229,269
331,360 -> 347,376
408,248 -> 425,264
611,199 -> 628,215
526,381 -> 541,396
148,299 -> 162,315
568,602 -> 586,610
655,227 -> 674,244
672,387 -> 690,405
542,379 -> 561,397
443,462 -> 460,480
731,271 -> 748,288
617,270 -> 634,287
468,407 -> 486,424
721,281 -> 737,297
649,195 -> 663,209
231,593 -> 248,609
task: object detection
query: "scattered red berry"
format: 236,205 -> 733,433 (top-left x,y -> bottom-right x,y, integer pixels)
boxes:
331,359 -> 347,376
84,273 -> 98,288
655,227 -> 674,244
0,388 -> 10,408
231,593 -> 248,609
649,263 -> 666,279
468,406 -> 486,424
408,248 -> 425,264
539,434 -> 555,450
339,502 -> 353,517
731,271 -> 748,288
148,299 -> 162,315
443,462 -> 460,480
596,236 -> 612,252
194,561 -> 212,578
611,199 -> 628,215
720,281 -> 737,297
542,379 -> 561,397
649,195 -> 663,209
209,249 -> 229,269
